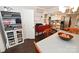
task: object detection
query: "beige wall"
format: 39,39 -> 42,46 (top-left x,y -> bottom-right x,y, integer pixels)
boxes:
0,32 -> 6,52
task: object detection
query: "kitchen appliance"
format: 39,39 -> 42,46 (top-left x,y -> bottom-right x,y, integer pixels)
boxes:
64,16 -> 71,28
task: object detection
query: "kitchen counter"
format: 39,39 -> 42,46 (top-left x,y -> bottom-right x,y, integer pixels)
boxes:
35,30 -> 79,53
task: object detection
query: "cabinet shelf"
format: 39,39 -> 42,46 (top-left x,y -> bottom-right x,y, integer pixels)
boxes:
0,11 -> 24,48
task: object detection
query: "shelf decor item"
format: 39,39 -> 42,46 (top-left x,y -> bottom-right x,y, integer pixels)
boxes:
58,32 -> 73,41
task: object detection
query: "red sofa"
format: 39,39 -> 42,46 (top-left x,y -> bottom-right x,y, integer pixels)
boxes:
35,25 -> 51,33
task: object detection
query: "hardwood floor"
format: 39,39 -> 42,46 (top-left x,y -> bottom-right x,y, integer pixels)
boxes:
4,39 -> 36,53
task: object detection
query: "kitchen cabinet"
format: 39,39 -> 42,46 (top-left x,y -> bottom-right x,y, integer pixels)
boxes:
0,11 -> 24,48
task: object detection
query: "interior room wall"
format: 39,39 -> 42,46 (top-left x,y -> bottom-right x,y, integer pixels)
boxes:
34,12 -> 44,24
0,29 -> 6,52
34,6 -> 59,25
34,9 -> 44,25
0,6 -> 35,39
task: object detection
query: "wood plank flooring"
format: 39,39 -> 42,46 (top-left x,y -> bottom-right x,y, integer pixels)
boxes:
4,39 -> 36,53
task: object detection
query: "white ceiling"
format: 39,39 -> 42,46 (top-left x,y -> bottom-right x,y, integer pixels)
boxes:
15,6 -> 59,10
36,6 -> 59,9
